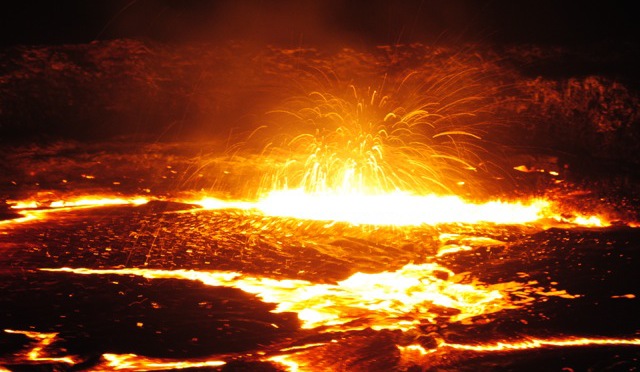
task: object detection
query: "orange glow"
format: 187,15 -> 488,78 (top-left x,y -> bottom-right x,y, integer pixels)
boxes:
2,46 -> 637,372
42,265 -> 571,332
611,294 -> 636,299
2,330 -> 226,371
4,329 -> 77,365
228,79 -> 613,228
9,196 -> 148,210
268,355 -> 304,372
99,353 -> 225,371
444,337 -> 640,351
250,69 -> 502,202
185,197 -> 255,211
398,337 -> 640,369
399,336 -> 640,355
253,189 -> 550,225
188,192 -> 608,227
2,196 -> 149,226
569,215 -> 604,227
0,74 -> 612,230
1,192 -> 609,229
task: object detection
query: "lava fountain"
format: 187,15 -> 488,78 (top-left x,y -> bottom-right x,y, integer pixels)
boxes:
1,43 -> 636,372
254,68 -> 495,197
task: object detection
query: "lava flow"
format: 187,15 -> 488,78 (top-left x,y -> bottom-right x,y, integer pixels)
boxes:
41,263 -> 523,332
1,44 -> 638,372
2,195 -> 149,225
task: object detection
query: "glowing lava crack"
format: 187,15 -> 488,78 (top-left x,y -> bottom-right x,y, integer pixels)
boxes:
8,264 -> 640,371
42,263 -> 521,332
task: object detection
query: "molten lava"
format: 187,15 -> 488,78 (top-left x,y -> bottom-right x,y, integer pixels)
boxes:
253,189 -> 549,225
3,191 -> 606,228
1,54 -> 635,372
43,264 -> 524,332
3,195 -> 149,225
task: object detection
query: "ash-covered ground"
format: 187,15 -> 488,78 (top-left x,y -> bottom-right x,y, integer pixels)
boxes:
1,42 -> 639,370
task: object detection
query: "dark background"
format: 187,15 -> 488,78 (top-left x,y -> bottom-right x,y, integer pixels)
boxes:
1,0 -> 638,47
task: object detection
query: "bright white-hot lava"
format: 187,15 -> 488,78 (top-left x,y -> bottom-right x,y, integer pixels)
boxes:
191,191 -> 605,227
2,192 -> 606,228
254,189 -> 550,225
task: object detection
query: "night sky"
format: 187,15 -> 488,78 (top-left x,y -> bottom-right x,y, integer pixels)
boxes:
1,0 -> 638,47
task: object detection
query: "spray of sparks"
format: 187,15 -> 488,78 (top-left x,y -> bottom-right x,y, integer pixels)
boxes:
1,72 -> 611,228
256,71 -> 492,198
0,74 -> 606,228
